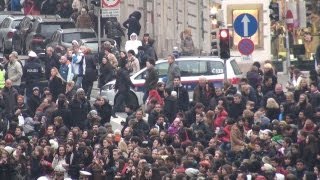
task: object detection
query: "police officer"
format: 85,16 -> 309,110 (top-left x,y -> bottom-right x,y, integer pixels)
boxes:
23,51 -> 42,99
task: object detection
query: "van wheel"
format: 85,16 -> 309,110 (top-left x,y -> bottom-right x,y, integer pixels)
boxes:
114,91 -> 139,112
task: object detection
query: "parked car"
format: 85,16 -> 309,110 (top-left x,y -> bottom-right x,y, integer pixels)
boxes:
101,56 -> 243,110
0,11 -> 24,24
78,37 -> 116,54
0,15 -> 24,54
45,28 -> 97,54
12,15 -> 75,55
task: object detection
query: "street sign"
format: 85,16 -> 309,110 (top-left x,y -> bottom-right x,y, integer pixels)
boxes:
102,0 -> 121,8
101,0 -> 121,18
238,38 -> 254,56
286,10 -> 294,32
234,13 -> 258,37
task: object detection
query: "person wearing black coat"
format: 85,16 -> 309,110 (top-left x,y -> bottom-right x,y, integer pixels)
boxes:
43,46 -> 60,80
98,57 -> 114,91
48,67 -> 65,102
0,160 -> 17,180
69,88 -> 91,130
113,60 -> 135,116
173,77 -> 189,112
27,87 -> 41,117
65,142 -> 83,179
163,88 -> 178,123
52,98 -> 73,129
123,11 -> 142,39
93,96 -> 112,125
83,51 -> 98,100
23,53 -> 42,99
143,59 -> 159,103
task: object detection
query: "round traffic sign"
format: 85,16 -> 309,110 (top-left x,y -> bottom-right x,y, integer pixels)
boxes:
234,13 -> 258,37
238,39 -> 254,56
102,0 -> 121,8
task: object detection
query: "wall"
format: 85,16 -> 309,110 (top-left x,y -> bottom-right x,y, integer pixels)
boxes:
118,0 -> 211,58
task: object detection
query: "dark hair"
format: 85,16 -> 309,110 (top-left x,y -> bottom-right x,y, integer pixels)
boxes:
127,50 -> 135,56
164,88 -> 172,96
146,59 -> 156,66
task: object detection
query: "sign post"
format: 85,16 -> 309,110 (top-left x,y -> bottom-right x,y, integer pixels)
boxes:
234,13 -> 258,58
101,0 -> 121,18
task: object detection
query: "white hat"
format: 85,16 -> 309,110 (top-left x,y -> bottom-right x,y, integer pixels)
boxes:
185,168 -> 199,178
37,176 -> 50,180
80,170 -> 92,176
72,40 -> 79,46
49,139 -> 59,150
4,146 -> 14,154
28,51 -> 37,57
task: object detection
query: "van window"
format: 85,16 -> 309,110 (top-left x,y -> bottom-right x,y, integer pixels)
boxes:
230,60 -> 242,75
208,61 -> 224,75
177,61 -> 207,76
155,62 -> 169,78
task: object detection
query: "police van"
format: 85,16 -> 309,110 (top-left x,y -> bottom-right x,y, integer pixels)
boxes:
101,56 -> 243,110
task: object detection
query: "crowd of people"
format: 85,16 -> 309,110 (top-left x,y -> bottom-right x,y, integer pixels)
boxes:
0,1 -> 320,180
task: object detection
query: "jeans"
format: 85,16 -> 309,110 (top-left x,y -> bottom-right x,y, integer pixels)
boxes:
75,76 -> 83,88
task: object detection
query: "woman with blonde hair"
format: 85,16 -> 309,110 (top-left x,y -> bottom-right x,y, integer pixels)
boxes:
118,140 -> 129,158
294,77 -> 309,102
265,98 -> 280,120
49,67 -> 65,102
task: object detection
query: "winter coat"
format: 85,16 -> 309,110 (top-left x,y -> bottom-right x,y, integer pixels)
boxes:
93,102 -> 112,125
69,98 -> 91,130
7,60 -> 23,86
230,124 -> 246,152
114,68 -> 135,93
123,11 -> 142,36
30,156 -> 42,179
76,14 -> 93,29
144,66 -> 159,91
83,54 -> 98,82
125,33 -> 142,54
105,18 -> 125,38
127,56 -> 140,75
40,0 -> 56,15
167,124 -> 180,136
2,86 -> 18,116
0,162 -> 17,180
132,119 -> 150,138
166,62 -> 180,89
213,110 -> 228,128
98,62 -> 114,88
261,91 -> 286,108
27,94 -> 41,116
265,107 -> 281,121
66,151 -> 83,179
48,76 -> 65,102
23,59 -> 42,84
246,70 -> 262,88
72,52 -> 86,76
44,54 -> 60,80
52,107 -> 73,128
173,85 -> 189,112
163,95 -> 178,123
55,124 -> 69,143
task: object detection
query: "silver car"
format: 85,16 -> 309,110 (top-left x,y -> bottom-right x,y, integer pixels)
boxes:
0,15 -> 24,54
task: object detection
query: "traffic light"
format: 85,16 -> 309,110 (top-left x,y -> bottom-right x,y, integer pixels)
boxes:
269,2 -> 279,21
91,0 -> 101,7
305,0 -> 313,27
219,29 -> 230,59
210,31 -> 219,56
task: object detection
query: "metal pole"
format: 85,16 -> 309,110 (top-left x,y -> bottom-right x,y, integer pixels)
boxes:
224,58 -> 227,81
98,7 -> 101,53
284,0 -> 290,75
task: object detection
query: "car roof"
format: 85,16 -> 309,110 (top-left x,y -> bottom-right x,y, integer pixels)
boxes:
0,11 -> 24,15
35,18 -> 73,23
156,56 -> 235,64
5,15 -> 24,20
58,28 -> 95,33
80,37 -> 114,42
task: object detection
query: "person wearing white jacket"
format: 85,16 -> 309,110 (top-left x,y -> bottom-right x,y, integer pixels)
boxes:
125,33 -> 142,55
71,45 -> 86,88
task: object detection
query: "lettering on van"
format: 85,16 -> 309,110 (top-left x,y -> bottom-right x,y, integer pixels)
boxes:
211,68 -> 223,74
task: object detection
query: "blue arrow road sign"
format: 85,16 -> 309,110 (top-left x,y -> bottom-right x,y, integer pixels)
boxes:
234,13 -> 258,37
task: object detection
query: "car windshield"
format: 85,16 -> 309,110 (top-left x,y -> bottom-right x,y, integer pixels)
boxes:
11,20 -> 21,28
39,22 -> 75,37
83,42 -> 98,52
63,32 -> 97,43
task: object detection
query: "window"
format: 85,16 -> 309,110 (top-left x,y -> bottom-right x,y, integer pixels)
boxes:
155,62 -> 169,78
0,19 -> 8,28
177,61 -> 207,76
62,32 -> 96,43
230,60 -> 242,75
208,61 -> 224,75
11,20 -> 21,29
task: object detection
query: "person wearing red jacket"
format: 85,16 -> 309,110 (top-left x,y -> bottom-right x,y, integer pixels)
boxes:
213,105 -> 228,129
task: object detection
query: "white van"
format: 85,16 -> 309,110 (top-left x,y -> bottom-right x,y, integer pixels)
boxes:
101,56 -> 243,110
